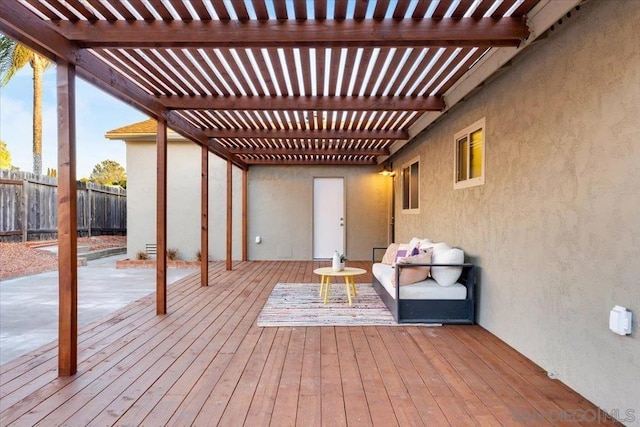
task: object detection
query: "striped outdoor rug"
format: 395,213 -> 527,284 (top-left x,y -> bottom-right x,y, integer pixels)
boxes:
257,282 -> 395,327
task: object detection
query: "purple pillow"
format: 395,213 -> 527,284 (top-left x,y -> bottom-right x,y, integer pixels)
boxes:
392,244 -> 420,266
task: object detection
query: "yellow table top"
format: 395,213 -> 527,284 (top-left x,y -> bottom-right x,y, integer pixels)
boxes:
313,267 -> 367,277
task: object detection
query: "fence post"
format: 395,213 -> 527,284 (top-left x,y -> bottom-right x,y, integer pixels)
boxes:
87,186 -> 92,237
21,179 -> 29,242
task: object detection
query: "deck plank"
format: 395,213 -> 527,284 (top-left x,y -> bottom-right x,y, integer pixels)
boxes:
349,326 -> 399,426
295,327 -> 322,427
244,327 -> 291,426
0,261 -> 622,427
270,326 -> 305,426
335,327 -> 373,426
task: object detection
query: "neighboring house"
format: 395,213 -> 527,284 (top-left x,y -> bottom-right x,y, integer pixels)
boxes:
109,1 -> 639,420
106,120 -> 390,261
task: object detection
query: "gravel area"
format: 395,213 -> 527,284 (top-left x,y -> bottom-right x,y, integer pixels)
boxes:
0,236 -> 126,280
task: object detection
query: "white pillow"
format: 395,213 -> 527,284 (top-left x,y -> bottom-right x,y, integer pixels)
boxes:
418,239 -> 434,250
408,237 -> 422,250
431,243 -> 464,286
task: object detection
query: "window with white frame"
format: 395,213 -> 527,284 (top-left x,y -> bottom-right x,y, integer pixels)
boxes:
454,117 -> 485,189
402,157 -> 420,213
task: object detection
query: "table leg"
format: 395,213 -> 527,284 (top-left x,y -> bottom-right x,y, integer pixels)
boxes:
350,275 -> 357,296
319,275 -> 325,297
344,276 -> 353,306
324,276 -> 331,304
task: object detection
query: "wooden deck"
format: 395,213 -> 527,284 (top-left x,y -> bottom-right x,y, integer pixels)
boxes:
0,261 -> 620,426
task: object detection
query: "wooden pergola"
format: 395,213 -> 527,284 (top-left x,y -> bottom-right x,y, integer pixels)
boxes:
0,0 -> 577,377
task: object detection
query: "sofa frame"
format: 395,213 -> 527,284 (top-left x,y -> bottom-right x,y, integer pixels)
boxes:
371,247 -> 476,324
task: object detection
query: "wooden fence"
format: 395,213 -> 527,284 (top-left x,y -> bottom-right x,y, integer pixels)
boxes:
0,169 -> 126,242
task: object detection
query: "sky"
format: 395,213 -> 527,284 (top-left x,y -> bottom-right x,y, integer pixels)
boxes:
0,65 -> 148,178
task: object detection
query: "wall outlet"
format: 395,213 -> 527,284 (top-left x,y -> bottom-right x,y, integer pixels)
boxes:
609,306 -> 632,336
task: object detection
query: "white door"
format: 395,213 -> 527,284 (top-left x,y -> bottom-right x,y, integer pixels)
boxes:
313,178 -> 345,259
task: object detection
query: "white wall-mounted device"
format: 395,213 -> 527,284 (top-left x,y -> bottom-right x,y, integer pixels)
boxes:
255,236 -> 262,244
609,306 -> 632,336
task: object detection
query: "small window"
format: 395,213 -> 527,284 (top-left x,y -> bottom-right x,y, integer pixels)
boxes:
454,118 -> 485,189
402,157 -> 419,213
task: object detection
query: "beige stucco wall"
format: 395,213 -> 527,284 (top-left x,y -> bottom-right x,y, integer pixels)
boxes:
393,0 -> 639,422
127,142 -> 389,262
248,165 -> 390,261
126,139 -> 243,261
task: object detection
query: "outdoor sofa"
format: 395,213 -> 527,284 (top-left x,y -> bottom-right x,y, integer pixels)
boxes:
371,238 -> 476,324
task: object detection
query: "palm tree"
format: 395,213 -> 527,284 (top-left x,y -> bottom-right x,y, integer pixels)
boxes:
0,35 -> 52,175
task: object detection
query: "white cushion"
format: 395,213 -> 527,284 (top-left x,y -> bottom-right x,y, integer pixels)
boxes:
431,243 -> 464,286
372,263 -> 466,300
408,237 -> 422,250
418,238 -> 433,250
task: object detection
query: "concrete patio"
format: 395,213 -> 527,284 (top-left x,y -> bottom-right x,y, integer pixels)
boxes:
0,254 -> 196,364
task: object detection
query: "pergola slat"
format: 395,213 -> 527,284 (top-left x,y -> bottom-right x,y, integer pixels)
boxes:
427,47 -> 477,97
412,0 -> 433,18
452,0 -> 477,17
393,0 -> 412,19
383,48 -> 431,96
294,1 -> 307,20
437,48 -> 489,95
243,158 -> 378,166
334,0 -> 348,20
354,0 -> 369,19
57,0 -> 98,21
233,1 -> 251,21
146,0 -> 176,21
513,0 -> 543,16
170,48 -> 219,95
274,0 -> 288,20
299,48 -> 313,96
253,0 -> 270,21
128,0 -> 155,21
165,48 -> 215,95
227,147 -> 390,156
20,0 -> 59,20
101,49 -> 175,96
190,0 -> 213,21
103,1 -> 137,20
52,18 -> 529,48
169,1 -> 193,21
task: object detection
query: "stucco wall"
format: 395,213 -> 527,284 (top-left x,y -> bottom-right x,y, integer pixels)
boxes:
393,0 -> 639,423
126,140 -> 243,261
248,165 -> 390,261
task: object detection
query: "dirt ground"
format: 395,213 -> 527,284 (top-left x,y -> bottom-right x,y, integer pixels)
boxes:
0,236 -> 126,280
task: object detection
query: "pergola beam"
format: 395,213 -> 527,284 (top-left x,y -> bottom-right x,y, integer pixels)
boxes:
53,18 -> 529,48
243,158 -> 378,166
230,147 -> 389,156
206,128 -> 408,140
161,95 -> 444,112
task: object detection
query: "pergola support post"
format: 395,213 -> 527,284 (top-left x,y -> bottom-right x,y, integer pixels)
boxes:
242,168 -> 248,262
57,61 -> 78,377
226,160 -> 232,271
156,119 -> 168,314
201,145 -> 209,286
